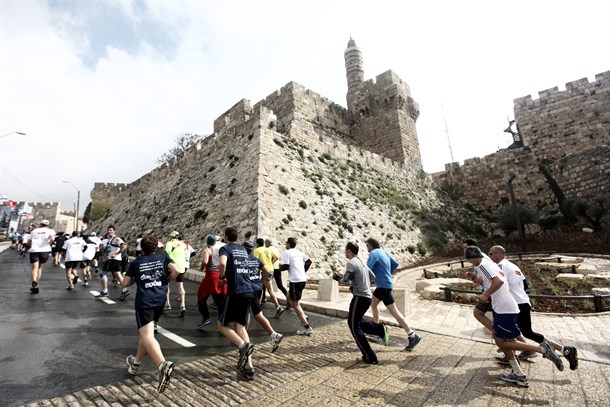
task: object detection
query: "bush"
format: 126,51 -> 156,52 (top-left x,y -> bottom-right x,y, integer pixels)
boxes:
89,200 -> 112,221
498,203 -> 539,232
416,242 -> 427,256
279,185 -> 289,195
299,200 -> 307,209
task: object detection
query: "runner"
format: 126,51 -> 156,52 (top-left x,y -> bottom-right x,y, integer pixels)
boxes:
97,226 -> 130,300
196,235 -> 227,328
334,241 -> 386,364
122,235 -> 180,393
465,246 -> 565,388
253,238 -> 284,318
279,237 -> 313,335
165,231 -> 188,316
28,220 -> 56,294
489,245 -> 579,370
62,231 -> 85,290
366,237 -> 421,351
244,241 -> 283,353
217,227 -> 256,380
265,238 -> 289,310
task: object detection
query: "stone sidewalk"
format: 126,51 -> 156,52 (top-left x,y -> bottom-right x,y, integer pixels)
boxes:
20,259 -> 610,406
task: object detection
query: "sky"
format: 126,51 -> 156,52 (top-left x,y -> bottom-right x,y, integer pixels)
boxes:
1,0 -> 609,215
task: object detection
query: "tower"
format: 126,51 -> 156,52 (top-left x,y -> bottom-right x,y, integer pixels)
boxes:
344,39 -> 422,171
344,38 -> 364,112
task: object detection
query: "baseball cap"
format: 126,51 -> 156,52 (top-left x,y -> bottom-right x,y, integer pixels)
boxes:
464,246 -> 484,259
169,231 -> 180,238
207,235 -> 217,246
41,220 -> 50,226
90,232 -> 97,236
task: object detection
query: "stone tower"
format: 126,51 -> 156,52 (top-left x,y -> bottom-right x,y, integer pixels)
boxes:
345,39 -> 422,171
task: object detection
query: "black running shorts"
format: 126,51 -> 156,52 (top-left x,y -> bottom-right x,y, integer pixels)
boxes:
373,287 -> 395,306
288,281 -> 306,301
29,252 -> 50,264
250,290 -> 263,316
175,272 -> 185,282
65,261 -> 80,269
135,306 -> 164,329
219,292 -> 253,326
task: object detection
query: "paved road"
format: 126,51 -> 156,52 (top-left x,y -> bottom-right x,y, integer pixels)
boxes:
2,244 -> 609,406
0,248 -> 331,406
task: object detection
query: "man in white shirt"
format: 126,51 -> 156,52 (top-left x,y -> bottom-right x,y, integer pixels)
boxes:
465,246 -> 564,388
28,220 -> 56,294
63,231 -> 85,290
88,232 -> 102,272
489,245 -> 579,370
279,237 -> 313,335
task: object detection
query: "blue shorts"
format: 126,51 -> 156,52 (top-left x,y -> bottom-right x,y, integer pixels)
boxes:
492,312 -> 521,340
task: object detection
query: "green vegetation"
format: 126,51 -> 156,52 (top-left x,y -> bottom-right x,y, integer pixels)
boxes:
88,200 -> 112,221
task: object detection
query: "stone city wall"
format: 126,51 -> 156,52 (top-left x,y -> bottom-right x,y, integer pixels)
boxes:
433,71 -> 610,218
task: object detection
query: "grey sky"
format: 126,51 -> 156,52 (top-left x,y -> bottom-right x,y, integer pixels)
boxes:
1,0 -> 609,215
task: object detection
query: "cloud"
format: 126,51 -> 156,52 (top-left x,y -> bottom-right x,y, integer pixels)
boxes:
1,0 -> 609,215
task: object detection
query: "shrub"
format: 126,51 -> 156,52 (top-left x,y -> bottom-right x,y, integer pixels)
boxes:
279,185 -> 289,195
299,200 -> 308,209
416,242 -> 427,256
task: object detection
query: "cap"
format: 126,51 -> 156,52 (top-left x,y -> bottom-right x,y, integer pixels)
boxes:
41,220 -> 50,226
90,232 -> 97,236
464,246 -> 484,259
206,235 -> 217,246
243,241 -> 254,250
169,231 -> 180,238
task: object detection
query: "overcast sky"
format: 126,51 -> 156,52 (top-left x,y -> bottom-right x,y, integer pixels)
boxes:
1,0 -> 609,214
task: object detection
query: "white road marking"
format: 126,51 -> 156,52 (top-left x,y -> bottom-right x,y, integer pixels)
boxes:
90,290 -> 116,304
156,326 -> 196,348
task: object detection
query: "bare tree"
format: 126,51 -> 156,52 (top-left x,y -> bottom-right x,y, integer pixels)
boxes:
156,133 -> 207,164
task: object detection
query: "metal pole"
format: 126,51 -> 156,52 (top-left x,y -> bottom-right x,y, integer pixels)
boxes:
76,189 -> 80,232
508,175 -> 526,252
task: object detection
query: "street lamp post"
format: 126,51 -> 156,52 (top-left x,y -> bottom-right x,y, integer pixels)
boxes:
62,180 -> 80,232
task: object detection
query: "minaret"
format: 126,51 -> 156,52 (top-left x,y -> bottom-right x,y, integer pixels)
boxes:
344,38 -> 364,112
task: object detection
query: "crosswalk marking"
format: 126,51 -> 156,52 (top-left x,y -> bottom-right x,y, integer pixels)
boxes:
90,290 -> 116,304
156,325 -> 197,347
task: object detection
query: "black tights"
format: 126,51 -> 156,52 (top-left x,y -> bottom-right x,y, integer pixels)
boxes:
517,302 -> 545,343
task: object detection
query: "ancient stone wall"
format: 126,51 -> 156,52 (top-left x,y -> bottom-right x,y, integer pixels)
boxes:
90,183 -> 128,204
433,71 -> 610,219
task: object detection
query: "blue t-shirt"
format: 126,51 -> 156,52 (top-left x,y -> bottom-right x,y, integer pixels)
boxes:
246,253 -> 264,291
366,248 -> 398,289
126,254 -> 174,308
220,243 -> 253,295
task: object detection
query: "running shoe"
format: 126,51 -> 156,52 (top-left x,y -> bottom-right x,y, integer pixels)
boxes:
296,326 -> 313,336
83,281 -> 89,287
356,356 -> 379,365
125,355 -> 140,375
518,351 -> 538,361
154,323 -> 158,333
237,366 -> 255,381
96,291 -> 109,298
237,342 -> 254,370
563,346 -> 579,370
179,305 -> 186,318
274,307 -> 284,319
271,333 -> 283,353
500,372 -> 529,387
382,325 -> 390,346
30,281 -> 39,295
157,361 -> 175,393
540,340 -> 564,371
405,333 -> 421,352
197,319 -> 212,329
66,285 -> 74,290
72,275 -> 79,285
117,290 -> 131,301
164,302 -> 171,311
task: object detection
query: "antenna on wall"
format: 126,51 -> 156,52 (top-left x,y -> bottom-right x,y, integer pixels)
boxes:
441,103 -> 455,162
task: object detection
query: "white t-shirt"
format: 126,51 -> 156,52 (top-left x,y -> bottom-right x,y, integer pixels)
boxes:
136,238 -> 142,251
89,236 -> 102,248
21,233 -> 31,244
29,227 -> 56,253
185,243 -> 195,269
103,236 -> 124,261
499,258 -> 530,305
283,248 -> 309,283
83,242 -> 97,261
475,257 -> 519,314
63,236 -> 86,262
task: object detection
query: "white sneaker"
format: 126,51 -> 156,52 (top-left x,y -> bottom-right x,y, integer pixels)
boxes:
126,355 -> 140,375
296,326 -> 313,336
271,333 -> 283,353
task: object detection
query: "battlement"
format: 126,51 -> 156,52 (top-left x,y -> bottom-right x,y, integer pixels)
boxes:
213,99 -> 253,133
514,70 -> 610,106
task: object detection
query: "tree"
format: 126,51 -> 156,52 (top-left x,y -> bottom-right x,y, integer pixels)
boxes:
89,200 -> 112,222
156,133 -> 207,164
497,203 -> 539,233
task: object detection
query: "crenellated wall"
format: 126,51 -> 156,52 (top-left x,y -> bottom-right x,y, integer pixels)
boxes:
433,71 -> 610,219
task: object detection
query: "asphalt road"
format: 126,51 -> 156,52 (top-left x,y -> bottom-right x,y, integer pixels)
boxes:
0,249 -> 332,406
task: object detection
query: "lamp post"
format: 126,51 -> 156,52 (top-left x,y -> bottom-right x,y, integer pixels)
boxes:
62,180 -> 80,232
